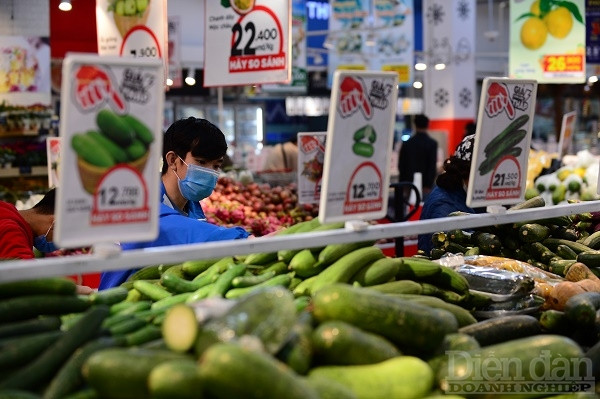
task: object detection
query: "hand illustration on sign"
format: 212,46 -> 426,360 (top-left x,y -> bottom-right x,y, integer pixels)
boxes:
485,82 -> 515,119
339,76 -> 372,119
75,66 -> 126,113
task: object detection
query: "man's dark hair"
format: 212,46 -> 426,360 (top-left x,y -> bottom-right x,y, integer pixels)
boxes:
465,122 -> 477,136
161,117 -> 228,174
32,188 -> 55,215
414,114 -> 429,130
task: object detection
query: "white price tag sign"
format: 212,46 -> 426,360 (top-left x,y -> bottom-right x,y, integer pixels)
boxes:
204,0 -> 291,87
557,111 -> 577,158
55,54 -> 163,248
319,71 -> 398,223
467,78 -> 538,208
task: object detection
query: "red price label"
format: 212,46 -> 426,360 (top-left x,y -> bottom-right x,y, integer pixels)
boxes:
542,54 -> 583,73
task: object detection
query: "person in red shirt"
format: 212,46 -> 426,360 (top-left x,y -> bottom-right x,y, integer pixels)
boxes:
0,188 -> 56,260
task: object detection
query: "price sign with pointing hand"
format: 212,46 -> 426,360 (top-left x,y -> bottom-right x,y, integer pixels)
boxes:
467,78 -> 538,208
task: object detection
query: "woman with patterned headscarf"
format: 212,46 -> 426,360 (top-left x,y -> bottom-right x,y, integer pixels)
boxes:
418,134 -> 477,255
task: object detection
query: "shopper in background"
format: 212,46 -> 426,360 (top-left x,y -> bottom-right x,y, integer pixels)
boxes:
262,136 -> 298,172
418,134 -> 477,255
398,114 -> 438,199
0,188 -> 56,260
0,188 -> 93,294
99,117 -> 250,289
464,121 -> 477,138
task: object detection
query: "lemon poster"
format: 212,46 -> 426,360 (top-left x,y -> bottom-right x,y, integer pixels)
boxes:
509,0 -> 586,83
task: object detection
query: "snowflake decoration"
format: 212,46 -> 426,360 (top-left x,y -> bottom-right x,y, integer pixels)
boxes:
426,3 -> 445,26
434,88 -> 449,108
459,87 -> 472,108
457,0 -> 470,20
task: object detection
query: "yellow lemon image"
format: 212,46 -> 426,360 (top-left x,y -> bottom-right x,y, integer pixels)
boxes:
520,17 -> 548,50
544,7 -> 573,39
530,0 -> 541,16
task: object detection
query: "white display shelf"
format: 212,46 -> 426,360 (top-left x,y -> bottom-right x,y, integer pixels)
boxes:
1,200 -> 600,283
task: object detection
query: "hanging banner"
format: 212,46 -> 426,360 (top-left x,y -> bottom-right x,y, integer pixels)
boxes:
55,54 -> 164,248
0,36 -> 51,107
204,0 -> 291,87
423,0 -> 476,120
557,110 -> 577,157
509,0 -> 586,83
297,132 -> 326,204
96,0 -> 168,80
467,78 -> 538,208
327,0 -> 370,87
167,16 -> 183,88
319,70 -> 398,223
261,1 -> 307,93
371,0 -> 414,86
587,0 -> 600,63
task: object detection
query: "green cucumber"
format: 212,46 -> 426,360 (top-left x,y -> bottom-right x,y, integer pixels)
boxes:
258,261 -> 288,275
0,295 -> 90,323
543,238 -> 593,254
564,292 -> 600,328
120,114 -> 153,146
107,317 -> 147,336
109,300 -> 151,315
0,317 -> 61,339
458,315 -> 542,347
305,375 -> 358,399
71,134 -> 115,168
508,195 -> 545,210
539,309 -> 569,333
42,337 -> 119,399
0,278 -> 76,299
317,241 -> 376,268
83,348 -> 189,399
350,257 -> 401,286
206,263 -> 247,298
367,279 -> 423,295
181,258 -> 220,278
231,270 -> 276,288
484,114 -> 529,155
150,292 -> 193,311
199,343 -> 319,399
312,320 -> 400,366
275,312 -> 314,375
308,356 -> 433,399
0,305 -> 110,390
126,265 -> 161,281
84,130 -> 129,164
96,109 -> 135,146
147,359 -> 203,399
312,284 -> 458,354
436,335 -> 584,393
309,246 -> 385,294
388,294 -> 477,327
88,287 -> 128,306
0,390 -> 42,399
132,281 -> 171,301
576,251 -> 600,268
160,273 -> 203,294
224,273 -> 292,299
555,244 -> 578,260
518,223 -> 550,243
123,324 -> 162,346
396,257 -> 442,279
0,330 -> 63,370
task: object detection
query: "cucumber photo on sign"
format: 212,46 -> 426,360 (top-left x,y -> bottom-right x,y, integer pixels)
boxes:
71,109 -> 154,194
478,114 -> 529,176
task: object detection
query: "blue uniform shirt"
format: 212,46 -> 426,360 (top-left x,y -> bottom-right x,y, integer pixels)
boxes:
99,182 -> 249,289
417,185 -> 475,255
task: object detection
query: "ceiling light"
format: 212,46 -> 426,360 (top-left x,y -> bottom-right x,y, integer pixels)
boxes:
413,81 -> 423,89
415,62 -> 427,71
434,63 -> 446,70
59,0 -> 72,11
185,69 -> 196,86
166,78 -> 173,86
313,53 -> 324,65
365,31 -> 376,47
588,75 -> 598,84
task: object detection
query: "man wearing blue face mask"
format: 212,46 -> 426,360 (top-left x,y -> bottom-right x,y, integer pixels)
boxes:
0,188 -> 58,260
99,118 -> 251,289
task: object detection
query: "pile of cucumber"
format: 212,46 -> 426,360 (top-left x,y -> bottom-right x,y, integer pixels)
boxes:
1,212 -> 600,397
426,196 -> 600,277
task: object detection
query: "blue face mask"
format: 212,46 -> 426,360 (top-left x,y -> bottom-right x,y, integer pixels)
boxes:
175,158 -> 219,202
33,222 -> 58,253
